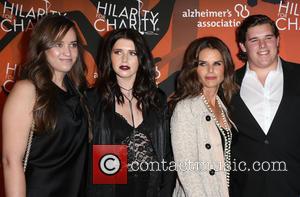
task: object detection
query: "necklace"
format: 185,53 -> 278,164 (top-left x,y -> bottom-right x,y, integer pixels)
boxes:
119,85 -> 133,92
122,93 -> 135,127
200,93 -> 232,188
121,93 -> 137,169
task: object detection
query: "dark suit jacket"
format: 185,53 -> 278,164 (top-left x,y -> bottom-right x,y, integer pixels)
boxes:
230,59 -> 300,197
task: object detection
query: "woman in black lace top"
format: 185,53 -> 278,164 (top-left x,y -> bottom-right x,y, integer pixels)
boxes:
87,28 -> 175,197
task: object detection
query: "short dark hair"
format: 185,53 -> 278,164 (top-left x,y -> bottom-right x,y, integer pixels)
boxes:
236,14 -> 279,61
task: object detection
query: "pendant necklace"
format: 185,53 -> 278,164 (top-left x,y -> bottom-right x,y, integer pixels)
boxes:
120,85 -> 133,92
122,91 -> 138,171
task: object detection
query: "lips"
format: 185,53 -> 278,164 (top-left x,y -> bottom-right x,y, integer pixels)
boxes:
119,65 -> 130,70
59,58 -> 72,62
258,50 -> 269,55
205,76 -> 217,80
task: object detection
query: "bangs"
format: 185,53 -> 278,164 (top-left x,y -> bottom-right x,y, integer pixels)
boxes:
52,25 -> 71,42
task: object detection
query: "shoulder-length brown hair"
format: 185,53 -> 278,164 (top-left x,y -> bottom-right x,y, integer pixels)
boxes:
170,36 -> 238,110
20,14 -> 87,133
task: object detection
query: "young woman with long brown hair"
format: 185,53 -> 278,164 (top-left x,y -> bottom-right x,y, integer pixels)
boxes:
2,15 -> 90,197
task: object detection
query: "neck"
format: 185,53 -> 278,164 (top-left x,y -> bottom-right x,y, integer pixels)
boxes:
249,57 -> 278,73
202,88 -> 218,107
117,77 -> 135,91
52,74 -> 66,90
119,85 -> 133,91
248,58 -> 278,85
117,77 -> 135,99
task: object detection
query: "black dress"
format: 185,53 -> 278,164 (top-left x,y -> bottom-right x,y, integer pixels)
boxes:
25,78 -> 88,197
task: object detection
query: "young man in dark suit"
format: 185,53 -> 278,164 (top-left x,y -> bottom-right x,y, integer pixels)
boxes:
230,14 -> 300,197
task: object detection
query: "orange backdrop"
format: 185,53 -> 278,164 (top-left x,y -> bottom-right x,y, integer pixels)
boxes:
1,0 -> 299,196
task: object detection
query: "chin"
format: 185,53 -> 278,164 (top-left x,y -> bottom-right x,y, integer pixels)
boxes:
259,61 -> 274,68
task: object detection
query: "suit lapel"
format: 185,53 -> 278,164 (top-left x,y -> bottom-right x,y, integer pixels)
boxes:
231,92 -> 266,139
267,59 -> 294,136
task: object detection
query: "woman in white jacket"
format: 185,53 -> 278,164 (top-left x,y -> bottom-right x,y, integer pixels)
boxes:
170,37 -> 238,197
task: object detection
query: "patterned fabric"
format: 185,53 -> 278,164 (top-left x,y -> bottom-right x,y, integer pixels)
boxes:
122,130 -> 156,172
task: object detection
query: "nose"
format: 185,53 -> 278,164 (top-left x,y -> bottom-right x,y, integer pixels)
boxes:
258,39 -> 266,49
208,64 -> 214,73
121,52 -> 128,63
62,45 -> 71,56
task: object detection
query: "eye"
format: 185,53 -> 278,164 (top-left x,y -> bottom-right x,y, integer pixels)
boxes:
197,61 -> 206,67
129,51 -> 137,56
250,39 -> 258,43
69,42 -> 78,48
54,42 -> 64,48
266,35 -> 273,40
214,61 -> 223,66
112,50 -> 122,55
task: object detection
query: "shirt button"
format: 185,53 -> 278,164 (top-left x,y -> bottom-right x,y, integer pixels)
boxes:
206,115 -> 211,121
205,143 -> 211,149
209,169 -> 215,175
264,139 -> 269,145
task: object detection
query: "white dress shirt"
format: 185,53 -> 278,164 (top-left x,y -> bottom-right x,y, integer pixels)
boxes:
240,58 -> 283,135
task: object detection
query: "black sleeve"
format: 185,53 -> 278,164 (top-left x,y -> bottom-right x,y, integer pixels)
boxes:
158,89 -> 176,197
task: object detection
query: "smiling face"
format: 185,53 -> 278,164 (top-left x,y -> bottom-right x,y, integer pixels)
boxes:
239,23 -> 279,70
45,28 -> 78,80
111,38 -> 139,83
197,48 -> 225,94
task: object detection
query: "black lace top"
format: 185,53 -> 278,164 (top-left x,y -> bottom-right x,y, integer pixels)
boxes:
112,111 -> 158,196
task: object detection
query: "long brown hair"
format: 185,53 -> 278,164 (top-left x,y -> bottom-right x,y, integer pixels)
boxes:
20,14 -> 87,133
170,36 -> 238,111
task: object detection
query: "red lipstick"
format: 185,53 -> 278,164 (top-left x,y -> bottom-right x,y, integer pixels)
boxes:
119,65 -> 130,70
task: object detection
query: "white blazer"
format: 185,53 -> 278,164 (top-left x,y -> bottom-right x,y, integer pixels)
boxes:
171,96 -> 236,197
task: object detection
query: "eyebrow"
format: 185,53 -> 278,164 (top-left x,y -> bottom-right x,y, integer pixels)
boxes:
112,48 -> 136,51
247,34 -> 275,41
198,59 -> 223,62
56,40 -> 78,43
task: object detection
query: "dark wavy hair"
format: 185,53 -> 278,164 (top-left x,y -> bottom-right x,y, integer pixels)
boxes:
236,14 -> 279,61
170,36 -> 238,110
20,14 -> 87,133
96,28 -> 160,113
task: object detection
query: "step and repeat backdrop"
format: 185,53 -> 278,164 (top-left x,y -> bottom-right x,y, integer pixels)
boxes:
0,0 -> 299,195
